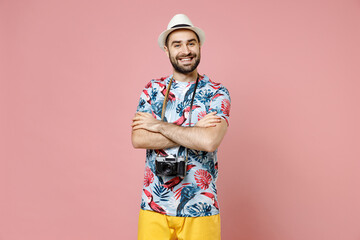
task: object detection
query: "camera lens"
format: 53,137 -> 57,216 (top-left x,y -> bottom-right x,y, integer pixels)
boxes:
162,162 -> 176,175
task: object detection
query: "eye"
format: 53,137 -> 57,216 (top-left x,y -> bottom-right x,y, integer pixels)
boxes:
174,44 -> 180,48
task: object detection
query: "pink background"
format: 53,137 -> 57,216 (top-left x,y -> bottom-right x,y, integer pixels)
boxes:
1,0 -> 360,239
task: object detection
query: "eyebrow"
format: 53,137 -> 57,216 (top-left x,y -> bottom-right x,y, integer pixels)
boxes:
171,38 -> 197,45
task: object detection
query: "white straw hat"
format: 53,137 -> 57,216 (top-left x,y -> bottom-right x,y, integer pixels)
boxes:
158,14 -> 205,51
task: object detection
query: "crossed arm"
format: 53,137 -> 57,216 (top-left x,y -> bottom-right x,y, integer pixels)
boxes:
131,112 -> 228,152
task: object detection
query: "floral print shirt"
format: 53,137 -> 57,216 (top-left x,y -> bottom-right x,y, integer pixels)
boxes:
136,74 -> 231,217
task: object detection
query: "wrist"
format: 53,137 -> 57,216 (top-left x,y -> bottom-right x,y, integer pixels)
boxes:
158,121 -> 169,134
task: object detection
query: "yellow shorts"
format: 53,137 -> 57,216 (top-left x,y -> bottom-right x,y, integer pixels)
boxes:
138,209 -> 221,240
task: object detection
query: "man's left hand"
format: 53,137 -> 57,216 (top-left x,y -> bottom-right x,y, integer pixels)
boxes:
132,112 -> 162,133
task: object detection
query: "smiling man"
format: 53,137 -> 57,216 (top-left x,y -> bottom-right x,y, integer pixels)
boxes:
132,14 -> 231,240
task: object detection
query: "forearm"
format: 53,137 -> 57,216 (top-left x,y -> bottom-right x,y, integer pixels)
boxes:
131,112 -> 227,152
159,121 -> 227,152
131,129 -> 179,149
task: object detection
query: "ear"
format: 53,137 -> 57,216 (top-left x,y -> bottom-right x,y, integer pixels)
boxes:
164,46 -> 169,57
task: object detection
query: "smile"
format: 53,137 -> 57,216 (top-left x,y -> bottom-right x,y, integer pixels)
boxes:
178,57 -> 194,63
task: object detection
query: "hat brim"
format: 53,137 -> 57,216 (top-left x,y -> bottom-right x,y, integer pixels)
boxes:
158,26 -> 205,51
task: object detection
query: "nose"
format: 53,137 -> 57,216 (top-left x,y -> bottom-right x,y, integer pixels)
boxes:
180,44 -> 190,55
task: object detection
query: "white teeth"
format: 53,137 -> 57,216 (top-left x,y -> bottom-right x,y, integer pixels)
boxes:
181,58 -> 191,61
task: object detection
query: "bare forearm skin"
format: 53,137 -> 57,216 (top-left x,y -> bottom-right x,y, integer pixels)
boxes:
131,112 -> 227,152
131,129 -> 179,149
159,120 -> 228,152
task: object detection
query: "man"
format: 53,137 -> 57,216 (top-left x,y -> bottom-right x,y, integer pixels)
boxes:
132,14 -> 231,240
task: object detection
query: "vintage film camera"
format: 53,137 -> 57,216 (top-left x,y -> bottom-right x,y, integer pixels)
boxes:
155,155 -> 186,177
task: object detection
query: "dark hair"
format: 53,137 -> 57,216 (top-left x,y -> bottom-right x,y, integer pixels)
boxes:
165,29 -> 200,48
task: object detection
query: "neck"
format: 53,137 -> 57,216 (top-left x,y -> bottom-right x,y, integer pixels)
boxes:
172,70 -> 198,82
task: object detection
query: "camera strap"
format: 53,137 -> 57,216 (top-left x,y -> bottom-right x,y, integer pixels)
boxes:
158,74 -> 200,162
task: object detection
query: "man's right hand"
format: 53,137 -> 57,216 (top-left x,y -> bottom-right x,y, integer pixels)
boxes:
195,112 -> 222,128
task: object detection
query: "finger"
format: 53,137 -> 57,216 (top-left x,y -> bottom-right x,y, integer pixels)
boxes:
131,120 -> 143,127
132,116 -> 140,121
210,117 -> 222,122
203,112 -> 218,119
136,112 -> 149,116
205,120 -> 220,125
132,116 -> 143,122
139,113 -> 154,120
200,111 -> 215,119
202,116 -> 221,123
141,112 -> 153,117
205,115 -> 221,120
206,120 -> 220,125
132,124 -> 145,130
207,111 -> 217,116
133,113 -> 146,118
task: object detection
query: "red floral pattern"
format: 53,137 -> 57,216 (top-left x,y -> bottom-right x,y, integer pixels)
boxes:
194,169 -> 212,190
144,167 -> 154,187
221,99 -> 230,116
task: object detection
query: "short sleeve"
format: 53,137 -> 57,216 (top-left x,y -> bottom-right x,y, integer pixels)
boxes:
209,85 -> 231,125
136,81 -> 153,114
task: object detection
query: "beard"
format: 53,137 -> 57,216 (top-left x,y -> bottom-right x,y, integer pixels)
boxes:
169,51 -> 201,74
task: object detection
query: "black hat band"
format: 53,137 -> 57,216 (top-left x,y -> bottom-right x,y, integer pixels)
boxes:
171,24 -> 191,29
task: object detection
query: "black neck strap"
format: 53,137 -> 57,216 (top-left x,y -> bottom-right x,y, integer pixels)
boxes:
187,76 -> 199,127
